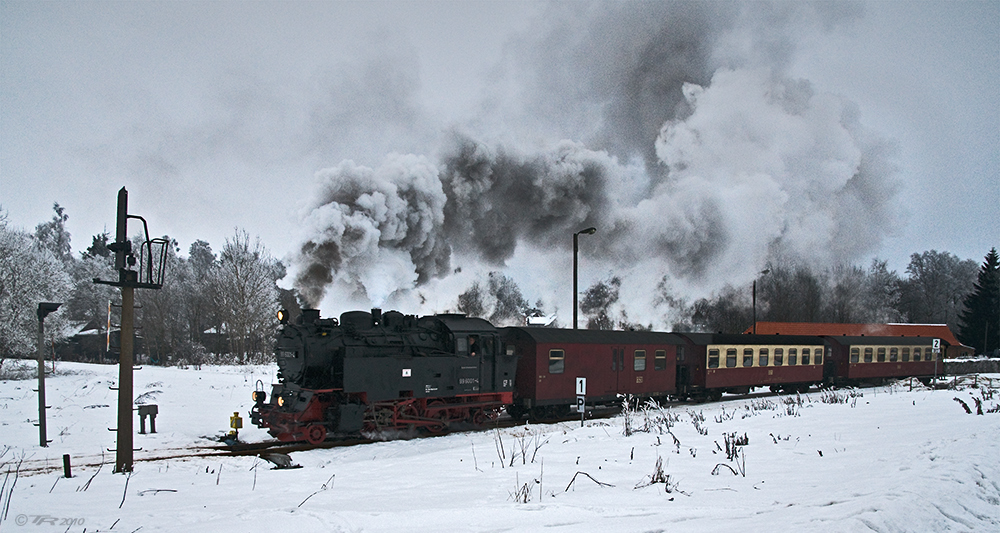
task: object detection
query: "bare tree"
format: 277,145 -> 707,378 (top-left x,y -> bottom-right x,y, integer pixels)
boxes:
213,230 -> 279,363
899,250 -> 977,329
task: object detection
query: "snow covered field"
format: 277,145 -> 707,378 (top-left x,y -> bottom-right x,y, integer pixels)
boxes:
2,362 -> 998,532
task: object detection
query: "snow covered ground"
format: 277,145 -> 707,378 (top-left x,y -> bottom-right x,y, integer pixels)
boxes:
2,362 -> 998,532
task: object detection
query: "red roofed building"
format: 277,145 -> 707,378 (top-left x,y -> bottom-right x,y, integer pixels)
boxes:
745,322 -> 975,359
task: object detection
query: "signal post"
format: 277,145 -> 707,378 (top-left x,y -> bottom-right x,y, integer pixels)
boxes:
94,188 -> 167,473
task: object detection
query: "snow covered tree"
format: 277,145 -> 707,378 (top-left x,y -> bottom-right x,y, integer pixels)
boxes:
958,248 -> 999,356
33,203 -> 74,265
213,229 -> 279,363
0,215 -> 73,360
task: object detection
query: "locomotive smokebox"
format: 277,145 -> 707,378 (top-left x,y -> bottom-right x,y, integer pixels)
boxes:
301,309 -> 320,324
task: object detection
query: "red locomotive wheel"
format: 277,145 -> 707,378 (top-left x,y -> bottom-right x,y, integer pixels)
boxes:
305,424 -> 327,445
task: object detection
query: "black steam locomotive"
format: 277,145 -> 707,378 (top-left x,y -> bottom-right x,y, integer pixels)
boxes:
251,308 -> 517,443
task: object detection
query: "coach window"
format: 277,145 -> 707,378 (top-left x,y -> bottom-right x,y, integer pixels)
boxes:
801,348 -> 811,365
654,350 -> 667,371
774,348 -> 784,366
726,348 -> 737,368
743,348 -> 754,367
889,347 -> 898,362
634,350 -> 647,371
549,349 -> 565,374
850,347 -> 860,363
788,348 -> 798,366
877,347 -> 886,362
708,348 -> 720,368
913,347 -> 921,361
926,349 -> 934,361
759,348 -> 769,367
901,348 -> 910,362
815,349 -> 822,365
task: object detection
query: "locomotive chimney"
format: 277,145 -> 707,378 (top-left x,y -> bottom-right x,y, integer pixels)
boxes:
301,309 -> 320,324
371,308 -> 382,327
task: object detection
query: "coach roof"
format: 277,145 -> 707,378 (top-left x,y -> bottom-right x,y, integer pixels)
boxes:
502,327 -> 684,345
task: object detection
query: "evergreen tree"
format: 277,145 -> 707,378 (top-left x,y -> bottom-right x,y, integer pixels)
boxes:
958,248 -> 1000,356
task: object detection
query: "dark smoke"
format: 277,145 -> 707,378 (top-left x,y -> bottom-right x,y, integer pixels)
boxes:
288,1 -> 898,326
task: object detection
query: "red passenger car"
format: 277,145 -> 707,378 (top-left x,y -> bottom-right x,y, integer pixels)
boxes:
676,333 -> 826,399
823,336 -> 941,385
501,328 -> 683,418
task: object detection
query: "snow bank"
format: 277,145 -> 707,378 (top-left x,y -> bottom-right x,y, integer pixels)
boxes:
1,363 -> 998,532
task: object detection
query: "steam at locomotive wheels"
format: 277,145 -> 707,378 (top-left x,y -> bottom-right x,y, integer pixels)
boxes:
251,308 -> 944,444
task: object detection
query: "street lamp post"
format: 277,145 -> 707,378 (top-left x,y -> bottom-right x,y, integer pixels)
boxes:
573,227 -> 597,330
37,302 -> 62,447
752,269 -> 770,335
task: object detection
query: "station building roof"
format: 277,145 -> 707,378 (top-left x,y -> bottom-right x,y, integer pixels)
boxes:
745,322 -> 967,347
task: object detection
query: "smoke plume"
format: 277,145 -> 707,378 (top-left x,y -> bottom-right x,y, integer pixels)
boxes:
288,1 -> 900,327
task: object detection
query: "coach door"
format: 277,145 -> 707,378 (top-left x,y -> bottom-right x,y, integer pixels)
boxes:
607,346 -> 626,394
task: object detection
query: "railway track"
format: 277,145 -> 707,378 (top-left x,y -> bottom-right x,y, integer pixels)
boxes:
10,379 -> 961,477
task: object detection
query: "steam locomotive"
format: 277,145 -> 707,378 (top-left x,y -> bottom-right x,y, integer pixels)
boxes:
251,308 -> 517,443
251,308 -> 943,443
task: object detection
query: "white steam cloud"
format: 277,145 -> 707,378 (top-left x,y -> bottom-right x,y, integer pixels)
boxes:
287,2 -> 900,327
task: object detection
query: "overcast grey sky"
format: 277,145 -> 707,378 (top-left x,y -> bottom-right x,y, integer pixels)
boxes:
2,1 -> 997,318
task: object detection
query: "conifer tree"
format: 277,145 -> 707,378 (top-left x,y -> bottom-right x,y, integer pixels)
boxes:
958,248 -> 1000,355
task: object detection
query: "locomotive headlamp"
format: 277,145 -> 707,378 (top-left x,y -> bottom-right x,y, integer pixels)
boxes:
252,390 -> 266,403
277,395 -> 285,407
277,309 -> 288,324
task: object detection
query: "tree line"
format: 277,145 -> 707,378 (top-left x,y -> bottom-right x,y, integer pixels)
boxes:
458,251 -> 999,357
1,204 -> 298,367
2,204 -> 997,367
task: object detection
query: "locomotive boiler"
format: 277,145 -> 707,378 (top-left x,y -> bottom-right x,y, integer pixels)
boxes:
251,308 -> 517,443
